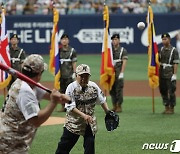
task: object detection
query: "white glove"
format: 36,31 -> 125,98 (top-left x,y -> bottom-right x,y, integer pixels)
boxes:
72,72 -> 76,80
171,74 -> 177,81
118,73 -> 124,79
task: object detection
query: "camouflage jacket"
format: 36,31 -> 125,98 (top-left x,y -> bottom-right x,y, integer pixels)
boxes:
159,45 -> 179,79
59,46 -> 77,78
112,46 -> 128,78
10,46 -> 26,72
64,81 -> 106,136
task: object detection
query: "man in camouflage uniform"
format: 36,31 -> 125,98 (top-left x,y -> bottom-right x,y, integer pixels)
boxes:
0,54 -> 70,153
110,34 -> 128,112
58,34 -> 77,112
159,33 -> 179,114
55,64 -> 110,154
8,34 -> 26,89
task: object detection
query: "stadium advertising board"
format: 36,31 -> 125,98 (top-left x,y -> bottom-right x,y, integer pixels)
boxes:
6,14 -> 180,54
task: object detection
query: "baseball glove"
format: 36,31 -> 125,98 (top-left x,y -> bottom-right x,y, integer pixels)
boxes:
105,111 -> 119,131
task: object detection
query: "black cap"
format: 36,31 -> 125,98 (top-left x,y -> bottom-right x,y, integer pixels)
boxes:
10,34 -> 19,40
61,34 -> 69,39
161,33 -> 170,39
111,34 -> 120,40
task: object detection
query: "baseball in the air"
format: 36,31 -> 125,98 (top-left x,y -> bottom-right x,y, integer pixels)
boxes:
137,22 -> 145,30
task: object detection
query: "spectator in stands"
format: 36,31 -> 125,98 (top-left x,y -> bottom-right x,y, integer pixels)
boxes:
110,2 -> 120,14
55,0 -> 68,15
23,1 -> 34,15
68,0 -> 84,14
2,0 -> 180,15
6,0 -> 17,15
93,1 -> 103,14
168,0 -> 177,12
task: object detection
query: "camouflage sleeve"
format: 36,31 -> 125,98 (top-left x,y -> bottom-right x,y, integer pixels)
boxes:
71,48 -> 77,62
122,48 -> 128,60
158,48 -> 161,61
20,49 -> 26,63
173,48 -> 179,64
90,82 -> 106,105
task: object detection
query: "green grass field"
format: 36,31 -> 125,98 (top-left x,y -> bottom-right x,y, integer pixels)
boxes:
0,54 -> 180,154
42,54 -> 162,81
1,96 -> 179,154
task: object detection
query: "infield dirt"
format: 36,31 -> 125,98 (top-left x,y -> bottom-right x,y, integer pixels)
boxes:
41,80 -> 180,97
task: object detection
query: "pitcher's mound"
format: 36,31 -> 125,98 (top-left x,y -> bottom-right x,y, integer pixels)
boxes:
42,117 -> 65,126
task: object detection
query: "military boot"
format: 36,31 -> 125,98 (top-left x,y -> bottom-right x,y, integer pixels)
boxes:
162,106 -> 170,114
115,104 -> 122,113
112,104 -> 117,112
168,106 -> 174,114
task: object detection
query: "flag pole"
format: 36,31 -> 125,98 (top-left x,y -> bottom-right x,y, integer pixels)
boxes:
149,0 -> 154,113
152,88 -> 155,113
149,0 -> 155,113
103,0 -> 107,98
103,0 -> 108,98
148,0 -> 157,113
150,0 -> 155,114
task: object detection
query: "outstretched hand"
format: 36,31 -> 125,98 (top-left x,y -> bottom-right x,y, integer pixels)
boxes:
59,94 -> 71,104
50,89 -> 71,104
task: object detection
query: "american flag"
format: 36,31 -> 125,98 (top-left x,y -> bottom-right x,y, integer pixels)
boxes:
0,6 -> 11,89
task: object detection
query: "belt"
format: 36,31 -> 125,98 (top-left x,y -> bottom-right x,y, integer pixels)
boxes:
60,59 -> 72,64
11,58 -> 20,63
160,63 -> 172,69
113,59 -> 122,65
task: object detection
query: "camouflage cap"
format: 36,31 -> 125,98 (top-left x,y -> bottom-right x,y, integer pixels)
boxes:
76,64 -> 91,75
10,34 -> 19,40
22,54 -> 47,73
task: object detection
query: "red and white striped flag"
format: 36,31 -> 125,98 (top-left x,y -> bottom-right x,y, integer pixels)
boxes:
0,7 -> 12,89
100,5 -> 115,91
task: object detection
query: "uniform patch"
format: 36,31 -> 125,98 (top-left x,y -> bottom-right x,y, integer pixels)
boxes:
25,103 -> 37,116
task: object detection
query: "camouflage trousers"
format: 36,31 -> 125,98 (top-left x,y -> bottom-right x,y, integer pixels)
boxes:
159,78 -> 176,107
59,77 -> 74,93
109,78 -> 124,105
